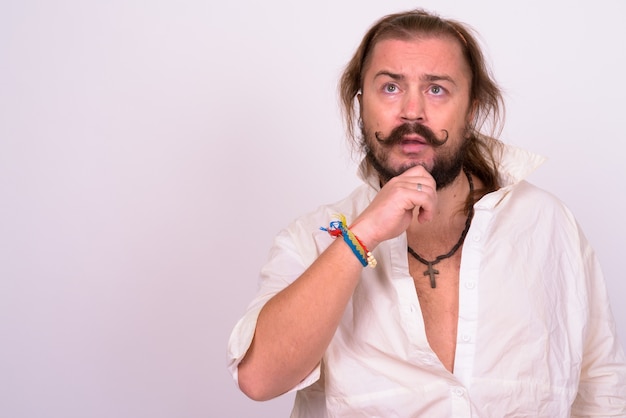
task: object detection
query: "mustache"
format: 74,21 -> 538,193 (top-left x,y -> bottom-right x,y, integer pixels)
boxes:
374,123 -> 449,147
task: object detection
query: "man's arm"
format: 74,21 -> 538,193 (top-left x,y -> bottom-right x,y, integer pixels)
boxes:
237,237 -> 364,400
571,237 -> 626,416
237,165 -> 437,401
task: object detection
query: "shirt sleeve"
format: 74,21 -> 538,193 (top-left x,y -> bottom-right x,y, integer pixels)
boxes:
571,229 -> 626,416
226,223 -> 326,393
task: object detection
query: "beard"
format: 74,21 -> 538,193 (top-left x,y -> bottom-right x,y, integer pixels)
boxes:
361,121 -> 467,189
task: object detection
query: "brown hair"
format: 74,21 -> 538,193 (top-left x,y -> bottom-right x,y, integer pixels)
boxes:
339,9 -> 505,199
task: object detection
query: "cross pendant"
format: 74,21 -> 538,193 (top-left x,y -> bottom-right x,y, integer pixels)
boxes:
423,263 -> 439,288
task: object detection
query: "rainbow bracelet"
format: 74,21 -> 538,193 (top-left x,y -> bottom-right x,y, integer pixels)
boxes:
320,214 -> 377,268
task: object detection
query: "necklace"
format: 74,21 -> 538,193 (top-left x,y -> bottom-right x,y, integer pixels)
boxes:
407,167 -> 474,289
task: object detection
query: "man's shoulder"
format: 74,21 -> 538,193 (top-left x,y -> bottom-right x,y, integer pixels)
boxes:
495,180 -> 578,226
510,180 -> 568,208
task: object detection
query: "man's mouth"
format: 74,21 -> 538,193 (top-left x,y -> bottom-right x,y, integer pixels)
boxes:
399,138 -> 428,154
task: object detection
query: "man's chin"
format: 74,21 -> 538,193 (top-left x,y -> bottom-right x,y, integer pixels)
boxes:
365,151 -> 433,182
396,161 -> 430,175
373,161 -> 431,184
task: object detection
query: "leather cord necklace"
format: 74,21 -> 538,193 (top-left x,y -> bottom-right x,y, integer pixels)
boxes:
407,167 -> 474,289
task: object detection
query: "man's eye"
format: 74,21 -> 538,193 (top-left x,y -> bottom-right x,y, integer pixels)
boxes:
430,85 -> 443,95
384,84 -> 398,93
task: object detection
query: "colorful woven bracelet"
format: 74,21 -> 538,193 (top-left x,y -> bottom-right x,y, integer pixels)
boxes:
320,214 -> 377,268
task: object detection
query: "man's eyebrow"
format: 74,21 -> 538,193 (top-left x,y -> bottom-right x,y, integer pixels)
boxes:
422,74 -> 457,85
374,71 -> 404,81
373,71 -> 457,85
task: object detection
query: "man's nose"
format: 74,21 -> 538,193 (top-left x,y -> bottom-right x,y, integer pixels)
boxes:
400,93 -> 425,122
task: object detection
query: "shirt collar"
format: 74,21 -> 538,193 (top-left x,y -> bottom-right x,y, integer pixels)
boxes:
493,138 -> 546,187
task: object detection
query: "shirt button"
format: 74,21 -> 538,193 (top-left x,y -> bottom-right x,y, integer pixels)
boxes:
472,234 -> 481,242
453,387 -> 465,397
461,334 -> 471,342
422,357 -> 434,365
465,281 -> 476,289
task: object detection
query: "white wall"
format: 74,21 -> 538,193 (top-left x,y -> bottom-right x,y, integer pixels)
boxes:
1,0 -> 624,417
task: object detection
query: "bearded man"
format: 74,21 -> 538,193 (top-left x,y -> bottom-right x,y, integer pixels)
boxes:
228,9 -> 626,417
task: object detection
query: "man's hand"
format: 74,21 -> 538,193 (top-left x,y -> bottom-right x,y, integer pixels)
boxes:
349,165 -> 437,249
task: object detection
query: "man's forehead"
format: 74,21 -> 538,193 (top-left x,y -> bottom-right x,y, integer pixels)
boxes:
365,37 -> 471,82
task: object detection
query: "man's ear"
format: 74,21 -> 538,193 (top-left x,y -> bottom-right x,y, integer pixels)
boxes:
465,99 -> 478,137
467,99 -> 478,124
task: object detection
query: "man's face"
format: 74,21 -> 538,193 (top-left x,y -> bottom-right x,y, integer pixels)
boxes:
358,36 -> 473,188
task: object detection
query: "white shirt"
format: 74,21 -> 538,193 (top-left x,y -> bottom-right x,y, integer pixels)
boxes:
228,143 -> 626,417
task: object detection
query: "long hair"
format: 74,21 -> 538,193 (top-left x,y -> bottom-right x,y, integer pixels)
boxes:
339,9 -> 505,204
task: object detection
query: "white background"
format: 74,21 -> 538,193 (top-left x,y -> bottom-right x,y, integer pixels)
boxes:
1,0 -> 624,417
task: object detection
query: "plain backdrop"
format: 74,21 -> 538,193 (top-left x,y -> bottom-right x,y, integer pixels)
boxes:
1,0 -> 625,417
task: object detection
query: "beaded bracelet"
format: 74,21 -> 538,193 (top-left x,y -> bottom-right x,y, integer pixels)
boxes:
320,214 -> 377,268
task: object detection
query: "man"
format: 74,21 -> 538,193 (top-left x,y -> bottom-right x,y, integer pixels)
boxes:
227,9 -> 626,416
